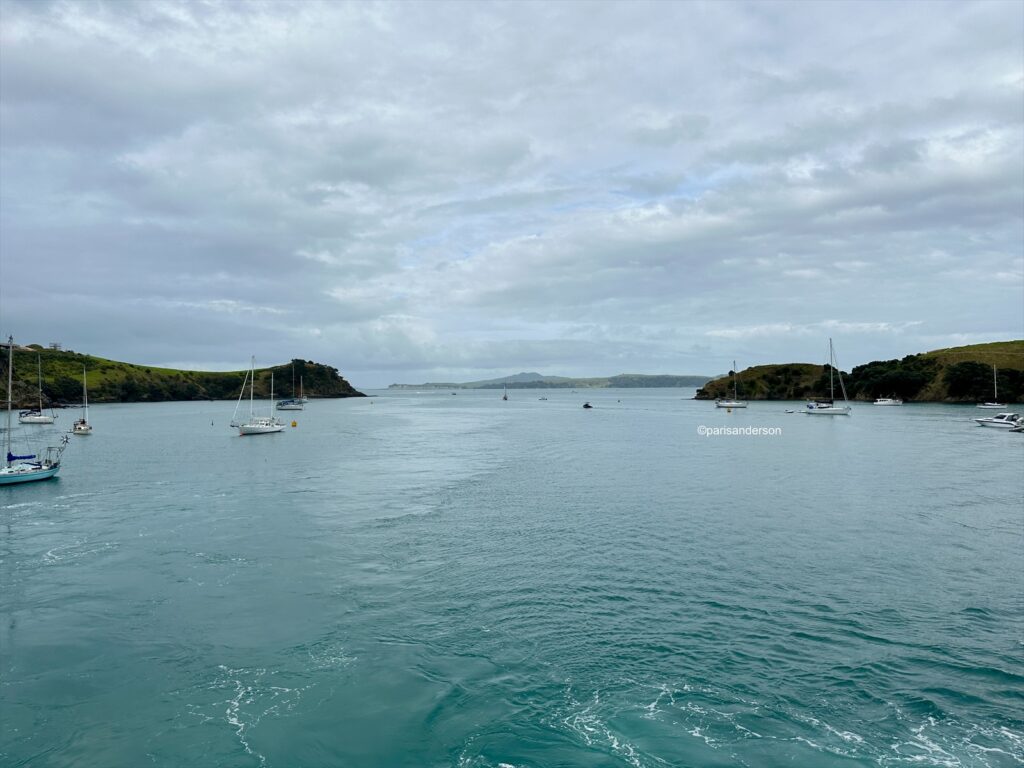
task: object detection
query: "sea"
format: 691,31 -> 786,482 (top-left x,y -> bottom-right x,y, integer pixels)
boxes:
1,389 -> 1022,767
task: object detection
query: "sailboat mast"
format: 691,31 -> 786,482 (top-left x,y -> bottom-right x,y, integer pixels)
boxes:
993,365 -> 998,400
6,337 -> 13,467
37,354 -> 44,412
829,339 -> 835,400
83,366 -> 88,421
733,360 -> 738,400
249,356 -> 255,418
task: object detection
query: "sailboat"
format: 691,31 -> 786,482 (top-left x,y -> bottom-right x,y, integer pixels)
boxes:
715,361 -> 748,408
1,336 -> 67,485
977,365 -> 1005,409
18,354 -> 56,424
276,363 -> 303,410
805,339 -> 851,415
72,366 -> 92,435
502,383 -> 508,401
230,357 -> 285,436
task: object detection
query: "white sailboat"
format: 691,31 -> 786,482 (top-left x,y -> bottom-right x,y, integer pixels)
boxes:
72,366 -> 92,435
502,383 -> 508,401
805,339 -> 851,415
231,357 -> 285,436
18,353 -> 56,424
715,361 -> 748,408
1,336 -> 67,485
977,365 -> 1005,409
276,363 -> 303,410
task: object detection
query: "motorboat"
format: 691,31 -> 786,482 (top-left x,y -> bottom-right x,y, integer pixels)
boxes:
973,412 -> 1021,429
873,397 -> 903,406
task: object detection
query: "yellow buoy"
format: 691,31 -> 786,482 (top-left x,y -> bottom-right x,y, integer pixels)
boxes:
291,420 -> 297,427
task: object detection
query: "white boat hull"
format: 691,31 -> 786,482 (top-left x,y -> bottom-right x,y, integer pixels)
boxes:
806,407 -> 851,415
976,403 -> 1006,409
73,424 -> 92,435
974,420 -> 1020,429
19,415 -> 55,424
238,422 -> 285,435
0,463 -> 60,485
715,400 -> 747,408
873,399 -> 903,406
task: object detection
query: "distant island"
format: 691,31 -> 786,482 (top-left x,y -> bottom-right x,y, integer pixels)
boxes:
695,340 -> 1024,403
2,344 -> 364,406
390,372 -> 712,390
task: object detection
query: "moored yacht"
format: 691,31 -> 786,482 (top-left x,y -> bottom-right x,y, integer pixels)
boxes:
18,354 -> 56,424
977,365 -> 1005,408
276,364 -> 304,410
873,396 -> 903,406
231,358 -> 285,436
805,339 -> 851,415
715,361 -> 747,409
72,366 -> 92,434
1,337 -> 68,485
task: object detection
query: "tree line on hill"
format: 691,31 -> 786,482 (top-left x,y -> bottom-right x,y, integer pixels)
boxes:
696,350 -> 1023,403
2,347 -> 364,406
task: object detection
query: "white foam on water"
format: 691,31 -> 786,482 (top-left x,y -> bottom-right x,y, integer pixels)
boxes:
43,539 -> 118,564
187,664 -> 314,767
555,685 -> 671,768
307,639 -> 356,669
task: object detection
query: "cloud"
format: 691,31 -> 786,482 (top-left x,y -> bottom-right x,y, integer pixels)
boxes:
1,0 -> 1021,387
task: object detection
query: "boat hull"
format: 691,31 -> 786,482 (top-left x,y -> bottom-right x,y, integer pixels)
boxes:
976,404 -> 1006,409
806,407 -> 851,415
715,400 -> 748,408
974,420 -> 1020,429
238,423 -> 285,435
0,464 -> 60,485
19,415 -> 55,424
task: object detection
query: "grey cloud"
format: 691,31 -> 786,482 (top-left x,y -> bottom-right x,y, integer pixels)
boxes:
1,0 -> 1021,388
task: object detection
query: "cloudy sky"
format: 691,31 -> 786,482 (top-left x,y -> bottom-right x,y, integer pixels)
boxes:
1,0 -> 1021,388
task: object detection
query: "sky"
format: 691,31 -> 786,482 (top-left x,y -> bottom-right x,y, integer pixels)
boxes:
1,0 -> 1022,389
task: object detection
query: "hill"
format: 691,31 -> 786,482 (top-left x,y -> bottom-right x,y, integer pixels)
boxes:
1,344 -> 364,407
694,340 -> 1024,402
389,372 -> 712,389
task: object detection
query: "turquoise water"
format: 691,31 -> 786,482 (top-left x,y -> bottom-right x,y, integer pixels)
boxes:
2,390 -> 1022,767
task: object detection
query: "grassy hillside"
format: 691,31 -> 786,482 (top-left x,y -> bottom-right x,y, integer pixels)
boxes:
695,340 -> 1024,402
2,345 -> 364,407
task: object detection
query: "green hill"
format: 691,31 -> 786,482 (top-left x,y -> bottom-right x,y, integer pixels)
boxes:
1,344 -> 364,407
695,340 -> 1024,402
